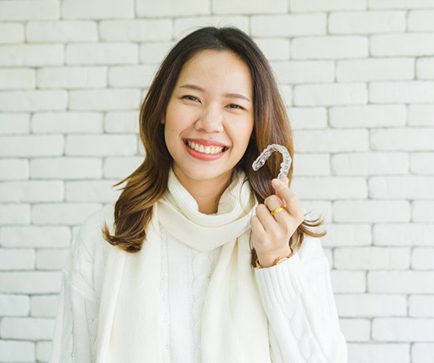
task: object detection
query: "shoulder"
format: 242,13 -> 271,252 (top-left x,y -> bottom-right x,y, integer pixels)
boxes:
72,202 -> 116,257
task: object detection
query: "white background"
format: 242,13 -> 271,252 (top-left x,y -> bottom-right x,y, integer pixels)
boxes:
1,0 -> 434,362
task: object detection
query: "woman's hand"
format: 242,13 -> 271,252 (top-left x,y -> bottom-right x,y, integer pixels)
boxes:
251,177 -> 305,268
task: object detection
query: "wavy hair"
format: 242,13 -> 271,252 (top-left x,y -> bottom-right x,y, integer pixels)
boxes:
102,26 -> 326,267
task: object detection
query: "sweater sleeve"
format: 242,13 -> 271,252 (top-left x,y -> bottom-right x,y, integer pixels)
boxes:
49,223 -> 100,363
254,237 -> 348,363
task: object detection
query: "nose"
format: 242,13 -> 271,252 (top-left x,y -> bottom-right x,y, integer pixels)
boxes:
194,106 -> 224,133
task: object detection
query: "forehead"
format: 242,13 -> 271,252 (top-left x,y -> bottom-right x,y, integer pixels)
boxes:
176,49 -> 253,95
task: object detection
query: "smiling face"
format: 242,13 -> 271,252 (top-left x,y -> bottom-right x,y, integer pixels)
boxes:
163,49 -> 254,189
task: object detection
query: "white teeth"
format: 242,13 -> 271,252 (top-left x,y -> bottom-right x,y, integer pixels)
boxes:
186,140 -> 225,154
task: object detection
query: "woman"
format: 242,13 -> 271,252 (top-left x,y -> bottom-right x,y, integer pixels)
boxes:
50,26 -> 347,363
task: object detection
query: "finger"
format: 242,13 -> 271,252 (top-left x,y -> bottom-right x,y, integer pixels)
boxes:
264,194 -> 289,224
271,178 -> 304,219
251,215 -> 266,239
255,204 -> 279,233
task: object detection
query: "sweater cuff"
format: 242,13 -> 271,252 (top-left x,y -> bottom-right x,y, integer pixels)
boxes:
254,252 -> 304,308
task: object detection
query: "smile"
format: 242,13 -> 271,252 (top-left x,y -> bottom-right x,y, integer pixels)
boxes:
184,139 -> 228,155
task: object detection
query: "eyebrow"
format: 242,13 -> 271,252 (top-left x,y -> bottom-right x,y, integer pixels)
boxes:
179,84 -> 251,102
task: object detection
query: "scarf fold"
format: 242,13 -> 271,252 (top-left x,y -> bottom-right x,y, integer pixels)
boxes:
94,168 -> 272,363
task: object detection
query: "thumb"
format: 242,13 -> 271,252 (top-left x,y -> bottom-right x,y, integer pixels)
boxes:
271,176 -> 289,190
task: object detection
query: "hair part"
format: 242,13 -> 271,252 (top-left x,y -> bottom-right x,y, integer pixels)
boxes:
101,26 -> 326,266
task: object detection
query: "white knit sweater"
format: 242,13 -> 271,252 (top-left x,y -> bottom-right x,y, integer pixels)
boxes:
50,204 -> 347,363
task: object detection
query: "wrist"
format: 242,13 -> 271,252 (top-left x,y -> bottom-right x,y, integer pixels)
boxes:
255,246 -> 293,269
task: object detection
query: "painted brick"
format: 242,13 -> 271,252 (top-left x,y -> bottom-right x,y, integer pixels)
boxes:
0,90 -> 67,112
412,248 -> 434,270
105,111 -> 139,133
368,271 -> 434,293
136,0 -> 209,17
0,159 -> 29,180
340,319 -> 370,341
334,200 -> 410,223
0,340 -> 34,362
293,129 -> 369,152
413,343 -> 434,363
0,271 -> 61,294
0,181 -> 63,202
292,176 -> 367,199
66,43 -> 138,65
329,11 -> 406,34
374,223 -> 434,246
322,224 -> 371,247
26,21 -> 98,42
288,107 -> 328,129
0,114 -> 30,134
30,295 -> 59,318
108,65 -> 157,88
0,23 -> 24,44
65,135 -> 137,156
331,270 -> 366,293
31,203 -> 102,225
30,157 -> 102,179
0,249 -> 35,270
103,156 -> 143,178
369,176 -> 434,199
0,226 -> 70,248
272,61 -> 334,84
1,317 -> 55,340
100,20 -> 172,42
0,45 -> 64,66
347,343 -> 410,363
373,318 -> 434,341
330,105 -> 406,128
371,128 -> 434,151
409,295 -> 434,317
337,58 -> 414,81
173,16 -> 249,39
251,14 -> 326,36
413,201 -> 434,222
331,152 -> 408,175
65,180 -> 121,202
371,34 -> 434,56
291,0 -> 366,12
212,0 -> 287,14
409,10 -> 434,31
408,105 -> 434,126
0,294 -> 29,316
0,68 -> 35,89
62,0 -> 134,19
69,89 -> 140,111
37,67 -> 107,89
294,83 -> 367,106
0,0 -> 59,21
335,247 -> 410,270
336,294 -> 407,317
370,81 -> 434,103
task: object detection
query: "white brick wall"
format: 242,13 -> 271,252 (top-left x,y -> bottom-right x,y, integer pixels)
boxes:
1,1 -> 433,362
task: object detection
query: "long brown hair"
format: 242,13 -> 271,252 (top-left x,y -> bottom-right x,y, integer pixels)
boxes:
101,26 -> 326,267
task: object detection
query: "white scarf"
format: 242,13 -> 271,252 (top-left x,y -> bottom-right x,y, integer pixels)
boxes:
94,167 -> 272,363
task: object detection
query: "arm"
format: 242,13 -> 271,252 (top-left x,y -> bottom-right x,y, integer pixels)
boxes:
50,225 -> 99,363
254,237 -> 348,363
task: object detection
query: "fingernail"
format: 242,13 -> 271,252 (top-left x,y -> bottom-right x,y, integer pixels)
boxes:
272,179 -> 280,188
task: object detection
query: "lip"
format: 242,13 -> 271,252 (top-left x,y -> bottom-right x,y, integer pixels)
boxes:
183,138 -> 228,161
183,138 -> 229,148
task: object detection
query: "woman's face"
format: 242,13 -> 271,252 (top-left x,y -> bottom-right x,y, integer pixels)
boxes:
163,49 -> 254,187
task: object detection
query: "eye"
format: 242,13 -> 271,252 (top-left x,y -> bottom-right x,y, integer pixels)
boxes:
182,95 -> 200,102
228,103 -> 244,110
